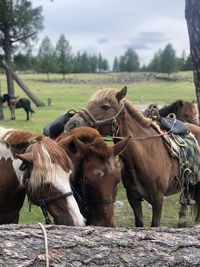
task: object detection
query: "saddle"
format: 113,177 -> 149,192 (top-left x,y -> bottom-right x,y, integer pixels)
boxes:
10,96 -> 20,108
160,116 -> 189,135
43,109 -> 76,139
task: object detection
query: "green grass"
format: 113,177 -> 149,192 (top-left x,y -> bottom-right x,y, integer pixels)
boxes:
0,71 -> 196,227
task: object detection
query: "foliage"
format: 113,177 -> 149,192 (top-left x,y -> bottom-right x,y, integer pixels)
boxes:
116,48 -> 140,72
55,34 -> 73,78
37,36 -> 56,80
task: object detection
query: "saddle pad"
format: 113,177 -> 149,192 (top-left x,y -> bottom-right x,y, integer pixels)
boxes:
160,117 -> 189,135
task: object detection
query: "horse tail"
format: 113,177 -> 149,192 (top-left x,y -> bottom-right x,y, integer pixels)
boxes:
191,183 -> 200,224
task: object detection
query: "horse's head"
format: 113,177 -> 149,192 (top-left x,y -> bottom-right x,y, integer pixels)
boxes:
58,127 -> 131,227
16,136 -> 85,226
2,94 -> 9,103
176,100 -> 199,125
64,86 -> 128,136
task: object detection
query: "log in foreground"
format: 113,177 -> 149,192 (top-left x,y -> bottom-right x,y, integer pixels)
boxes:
1,224 -> 200,266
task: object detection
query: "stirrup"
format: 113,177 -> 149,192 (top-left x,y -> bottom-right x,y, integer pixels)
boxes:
180,198 -> 196,205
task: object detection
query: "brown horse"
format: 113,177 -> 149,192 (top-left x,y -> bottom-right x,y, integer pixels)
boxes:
144,100 -> 199,125
64,86 -> 200,227
17,136 -> 85,226
0,127 -> 37,224
0,127 -> 85,225
57,127 -> 130,226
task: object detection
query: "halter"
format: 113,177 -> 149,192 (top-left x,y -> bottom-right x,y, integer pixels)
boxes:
76,102 -> 125,136
37,191 -> 73,224
72,158 -> 115,219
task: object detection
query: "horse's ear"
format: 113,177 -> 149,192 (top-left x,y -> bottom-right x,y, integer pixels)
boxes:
72,136 -> 88,157
16,152 -> 33,163
116,86 -> 127,102
112,136 -> 131,156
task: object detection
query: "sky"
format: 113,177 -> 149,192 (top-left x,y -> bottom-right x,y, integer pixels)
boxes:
35,0 -> 189,68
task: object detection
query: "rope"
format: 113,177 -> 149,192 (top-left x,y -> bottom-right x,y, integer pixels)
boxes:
38,223 -> 49,267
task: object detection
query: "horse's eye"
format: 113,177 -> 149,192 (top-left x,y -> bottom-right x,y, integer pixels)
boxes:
100,104 -> 111,110
19,160 -> 29,171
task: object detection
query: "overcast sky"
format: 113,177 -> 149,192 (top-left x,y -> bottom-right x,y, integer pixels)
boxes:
37,0 -> 189,67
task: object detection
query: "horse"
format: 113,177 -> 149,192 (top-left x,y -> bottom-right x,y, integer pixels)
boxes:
57,127 -> 130,226
2,94 -> 35,120
0,127 -> 37,224
64,86 -> 200,227
0,127 -> 85,226
144,100 -> 199,125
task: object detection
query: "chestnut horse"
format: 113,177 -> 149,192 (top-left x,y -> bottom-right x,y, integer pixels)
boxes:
0,127 -> 85,226
57,127 -> 130,226
144,100 -> 199,125
64,86 -> 200,227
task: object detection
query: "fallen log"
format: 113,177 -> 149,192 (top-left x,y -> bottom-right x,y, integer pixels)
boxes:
1,224 -> 200,266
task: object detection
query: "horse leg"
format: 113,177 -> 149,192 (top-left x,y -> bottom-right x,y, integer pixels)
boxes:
26,111 -> 29,120
151,193 -> 164,227
10,107 -> 15,120
178,204 -> 187,228
126,190 -> 143,227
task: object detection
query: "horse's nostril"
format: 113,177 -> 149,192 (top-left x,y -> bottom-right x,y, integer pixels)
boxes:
64,121 -> 79,133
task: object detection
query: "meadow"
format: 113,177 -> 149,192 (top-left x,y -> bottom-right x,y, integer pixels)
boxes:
0,71 -> 196,228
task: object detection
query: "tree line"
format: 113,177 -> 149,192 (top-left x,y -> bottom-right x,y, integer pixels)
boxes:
13,38 -> 192,78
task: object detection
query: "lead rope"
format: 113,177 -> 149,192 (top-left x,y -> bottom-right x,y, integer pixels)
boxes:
38,223 -> 49,267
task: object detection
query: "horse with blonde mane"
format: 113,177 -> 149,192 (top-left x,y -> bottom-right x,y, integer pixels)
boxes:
64,86 -> 200,227
0,127 -> 85,225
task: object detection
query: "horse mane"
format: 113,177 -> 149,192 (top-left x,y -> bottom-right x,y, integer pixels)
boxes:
59,127 -> 112,159
89,88 -> 120,107
28,136 -> 73,190
3,129 -> 37,145
159,100 -> 184,117
124,100 -> 152,127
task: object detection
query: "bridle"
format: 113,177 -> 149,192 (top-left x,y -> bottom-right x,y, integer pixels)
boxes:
71,102 -> 125,137
19,160 -> 73,224
72,158 -> 115,219
37,191 -> 73,224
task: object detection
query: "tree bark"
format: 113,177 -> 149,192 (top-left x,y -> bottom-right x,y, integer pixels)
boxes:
2,60 -> 45,107
185,0 -> 200,114
3,22 -> 15,96
1,224 -> 200,266
0,88 -> 4,120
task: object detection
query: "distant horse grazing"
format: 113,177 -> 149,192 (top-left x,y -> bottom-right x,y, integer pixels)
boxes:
64,86 -> 200,227
2,94 -> 35,120
144,100 -> 199,125
57,127 -> 130,226
0,127 -> 37,224
17,136 -> 85,226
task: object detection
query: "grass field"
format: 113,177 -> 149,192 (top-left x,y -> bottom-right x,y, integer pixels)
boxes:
0,71 -> 196,228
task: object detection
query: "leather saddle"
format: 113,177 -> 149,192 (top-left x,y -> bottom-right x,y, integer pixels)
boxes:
160,116 -> 189,135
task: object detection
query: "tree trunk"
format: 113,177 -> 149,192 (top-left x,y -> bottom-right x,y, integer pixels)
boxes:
1,224 -> 200,266
2,60 -> 45,107
185,0 -> 200,114
3,23 -> 14,96
0,89 -> 4,120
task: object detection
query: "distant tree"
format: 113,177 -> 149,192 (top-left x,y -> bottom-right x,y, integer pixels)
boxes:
14,49 -> 33,71
55,34 -> 73,79
89,55 -> 98,73
184,54 -> 193,70
147,50 -> 162,72
118,49 -> 139,72
113,57 -> 119,72
185,0 -> 200,112
0,0 -> 43,95
37,36 -> 55,81
176,50 -> 186,71
159,43 -> 177,76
